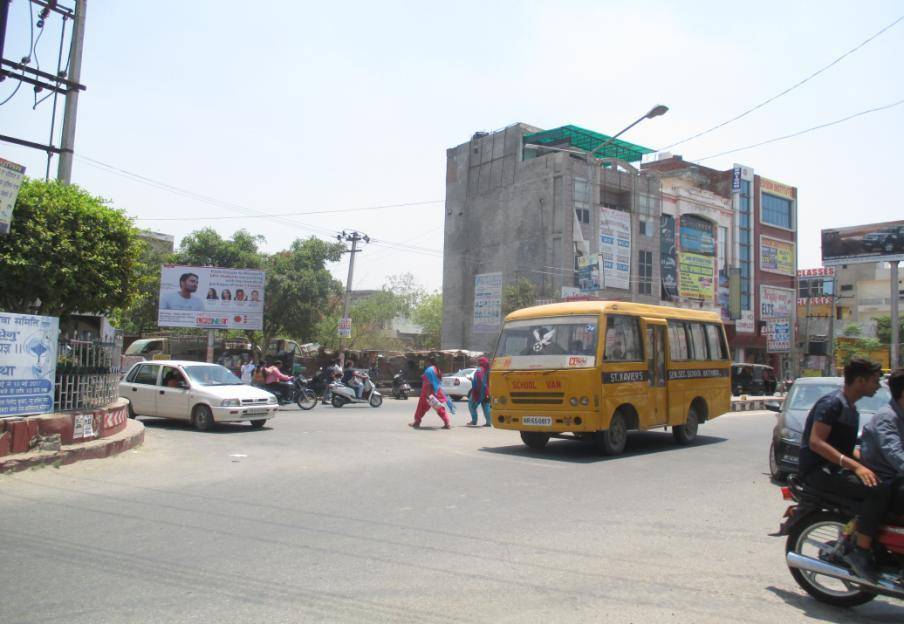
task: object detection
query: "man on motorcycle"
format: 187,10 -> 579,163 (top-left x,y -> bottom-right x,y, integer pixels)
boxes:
264,359 -> 294,404
798,357 -> 891,582
860,368 -> 904,515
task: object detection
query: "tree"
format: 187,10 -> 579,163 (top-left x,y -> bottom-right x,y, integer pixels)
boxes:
502,278 -> 536,316
262,237 -> 344,348
835,324 -> 882,366
110,239 -> 173,334
172,228 -> 265,269
315,290 -> 406,351
875,315 -> 904,347
384,273 -> 425,316
413,292 -> 442,348
0,179 -> 142,317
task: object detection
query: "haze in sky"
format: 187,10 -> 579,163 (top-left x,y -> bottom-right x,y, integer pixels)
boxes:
3,0 -> 903,292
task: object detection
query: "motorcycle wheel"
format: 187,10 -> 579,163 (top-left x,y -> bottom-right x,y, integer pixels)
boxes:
331,395 -> 345,408
296,389 -> 317,410
785,511 -> 877,607
369,394 -> 383,408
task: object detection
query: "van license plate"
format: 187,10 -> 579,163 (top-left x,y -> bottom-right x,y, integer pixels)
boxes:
523,416 -> 552,426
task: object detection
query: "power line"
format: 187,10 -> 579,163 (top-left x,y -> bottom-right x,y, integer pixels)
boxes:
131,200 -> 444,221
694,97 -> 904,162
658,13 -> 904,152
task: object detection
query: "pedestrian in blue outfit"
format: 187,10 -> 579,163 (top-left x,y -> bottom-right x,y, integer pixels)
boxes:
467,356 -> 492,426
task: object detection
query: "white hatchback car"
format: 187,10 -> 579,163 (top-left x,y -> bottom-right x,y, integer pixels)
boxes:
119,360 -> 278,430
442,367 -> 476,401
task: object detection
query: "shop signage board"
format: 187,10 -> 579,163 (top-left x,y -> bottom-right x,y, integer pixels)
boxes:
678,252 -> 715,300
599,208 -> 631,290
0,158 -> 26,235
760,236 -> 795,276
473,272 -> 503,332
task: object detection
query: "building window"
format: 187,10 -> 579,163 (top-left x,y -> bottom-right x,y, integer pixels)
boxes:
575,208 -> 590,224
840,284 -> 853,292
762,193 -> 792,229
639,218 -> 654,237
638,250 -> 653,295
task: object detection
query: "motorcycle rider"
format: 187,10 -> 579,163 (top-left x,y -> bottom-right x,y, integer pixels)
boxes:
860,368 -> 904,515
264,359 -> 295,404
798,357 -> 890,582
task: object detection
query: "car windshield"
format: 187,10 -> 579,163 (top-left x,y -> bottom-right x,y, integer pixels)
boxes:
787,382 -> 891,412
182,365 -> 243,386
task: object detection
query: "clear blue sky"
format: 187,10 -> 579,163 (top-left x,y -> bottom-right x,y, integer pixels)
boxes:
3,0 -> 903,292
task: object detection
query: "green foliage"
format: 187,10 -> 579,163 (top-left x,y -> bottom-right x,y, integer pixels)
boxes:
384,272 -> 425,316
262,237 -> 344,347
413,292 -> 442,349
502,278 -> 536,316
835,323 -> 883,365
0,179 -> 142,317
173,228 -> 265,269
110,238 -> 173,334
875,315 -> 904,346
316,290 -> 406,351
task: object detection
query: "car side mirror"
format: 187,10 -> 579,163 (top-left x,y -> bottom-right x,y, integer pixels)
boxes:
764,401 -> 782,412
177,380 -> 188,389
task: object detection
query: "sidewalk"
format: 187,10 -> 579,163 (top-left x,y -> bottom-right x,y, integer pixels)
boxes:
0,418 -> 144,473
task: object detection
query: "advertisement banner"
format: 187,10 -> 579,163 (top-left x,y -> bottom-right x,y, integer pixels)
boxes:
821,219 -> 904,266
679,215 -> 715,255
157,265 -> 265,330
599,207 -> 631,290
760,177 -> 794,199
798,267 -> 835,278
760,285 -> 795,319
0,313 -> 59,417
473,272 -> 503,332
577,254 -> 600,292
760,236 -> 795,275
732,167 -> 742,193
678,252 -> 715,300
660,214 -> 677,301
338,317 -> 352,338
766,320 -> 791,353
0,158 -> 27,235
736,310 -> 755,334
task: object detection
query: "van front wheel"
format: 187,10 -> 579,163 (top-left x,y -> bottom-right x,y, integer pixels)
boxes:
596,411 -> 627,456
520,431 -> 550,450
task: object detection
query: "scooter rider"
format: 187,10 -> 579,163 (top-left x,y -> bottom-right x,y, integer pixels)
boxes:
343,359 -> 365,399
798,357 -> 891,582
860,368 -> 904,515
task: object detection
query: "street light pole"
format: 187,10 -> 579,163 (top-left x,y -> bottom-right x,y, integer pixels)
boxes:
336,230 -> 369,367
586,104 -> 669,161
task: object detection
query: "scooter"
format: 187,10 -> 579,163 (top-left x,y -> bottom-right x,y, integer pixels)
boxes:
391,371 -> 411,400
329,372 -> 382,408
776,474 -> 904,606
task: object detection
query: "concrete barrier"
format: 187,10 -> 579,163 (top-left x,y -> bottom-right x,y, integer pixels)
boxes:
731,395 -> 785,412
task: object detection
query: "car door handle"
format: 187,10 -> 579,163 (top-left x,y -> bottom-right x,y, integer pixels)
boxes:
132,388 -> 137,392
159,390 -> 165,395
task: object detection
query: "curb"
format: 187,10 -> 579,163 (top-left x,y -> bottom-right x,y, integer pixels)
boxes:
0,419 -> 144,474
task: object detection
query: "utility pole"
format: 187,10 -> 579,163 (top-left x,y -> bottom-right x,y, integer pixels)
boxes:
56,0 -> 87,183
826,272 -> 838,376
891,260 -> 900,369
336,230 -> 369,366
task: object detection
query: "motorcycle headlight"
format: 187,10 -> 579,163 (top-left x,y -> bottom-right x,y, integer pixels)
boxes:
221,399 -> 240,407
780,427 -> 802,445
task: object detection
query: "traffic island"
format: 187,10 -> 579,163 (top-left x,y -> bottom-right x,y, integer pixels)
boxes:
0,398 -> 144,473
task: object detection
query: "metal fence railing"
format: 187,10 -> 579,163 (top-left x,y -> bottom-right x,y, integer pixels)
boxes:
54,335 -> 122,412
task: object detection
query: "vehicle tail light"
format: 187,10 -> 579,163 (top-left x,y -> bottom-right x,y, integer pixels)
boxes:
781,487 -> 792,501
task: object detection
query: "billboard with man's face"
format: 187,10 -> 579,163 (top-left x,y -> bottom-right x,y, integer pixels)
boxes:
821,219 -> 904,266
158,265 -> 264,330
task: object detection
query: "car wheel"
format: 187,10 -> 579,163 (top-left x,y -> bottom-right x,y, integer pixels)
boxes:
769,441 -> 787,481
250,419 -> 267,429
192,404 -> 214,431
673,406 -> 699,445
597,410 -> 628,455
520,431 -> 550,450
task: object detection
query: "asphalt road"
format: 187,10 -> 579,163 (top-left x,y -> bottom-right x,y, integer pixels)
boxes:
1,399 -> 901,623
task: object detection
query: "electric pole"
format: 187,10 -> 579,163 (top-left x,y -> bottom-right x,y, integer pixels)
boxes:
336,230 -> 369,366
57,0 -> 87,183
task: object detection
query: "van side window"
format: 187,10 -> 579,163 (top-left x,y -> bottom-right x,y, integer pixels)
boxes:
668,321 -> 689,361
705,324 -> 728,360
604,315 -> 643,361
688,323 -> 709,360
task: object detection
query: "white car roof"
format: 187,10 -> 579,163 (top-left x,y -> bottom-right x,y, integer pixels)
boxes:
131,360 -> 221,367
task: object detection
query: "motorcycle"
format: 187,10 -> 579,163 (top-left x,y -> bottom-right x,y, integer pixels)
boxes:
391,371 -> 411,400
329,371 -> 382,408
261,375 -> 317,410
776,475 -> 904,606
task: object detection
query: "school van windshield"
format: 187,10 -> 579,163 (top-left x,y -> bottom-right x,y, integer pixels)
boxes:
494,315 -> 598,370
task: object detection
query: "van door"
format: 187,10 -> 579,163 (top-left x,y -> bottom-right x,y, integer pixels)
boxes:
642,319 -> 668,427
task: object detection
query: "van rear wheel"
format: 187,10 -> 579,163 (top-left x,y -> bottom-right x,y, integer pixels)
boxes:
520,431 -> 550,450
597,411 -> 627,456
673,406 -> 699,445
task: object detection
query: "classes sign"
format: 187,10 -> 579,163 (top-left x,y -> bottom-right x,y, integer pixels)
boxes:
822,219 -> 904,266
157,265 -> 265,330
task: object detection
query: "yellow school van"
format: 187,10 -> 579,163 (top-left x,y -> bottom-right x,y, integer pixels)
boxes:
490,301 -> 731,454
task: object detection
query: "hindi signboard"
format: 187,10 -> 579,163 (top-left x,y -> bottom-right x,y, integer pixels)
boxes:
760,236 -> 795,276
0,158 -> 26,235
599,207 -> 631,290
0,313 -> 59,417
338,316 -> 352,338
678,252 -> 715,300
760,285 -> 795,319
473,272 -> 503,332
157,265 -> 265,330
766,320 -> 791,353
822,219 -> 904,266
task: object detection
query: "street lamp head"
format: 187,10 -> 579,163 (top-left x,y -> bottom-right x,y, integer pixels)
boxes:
646,104 -> 669,119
